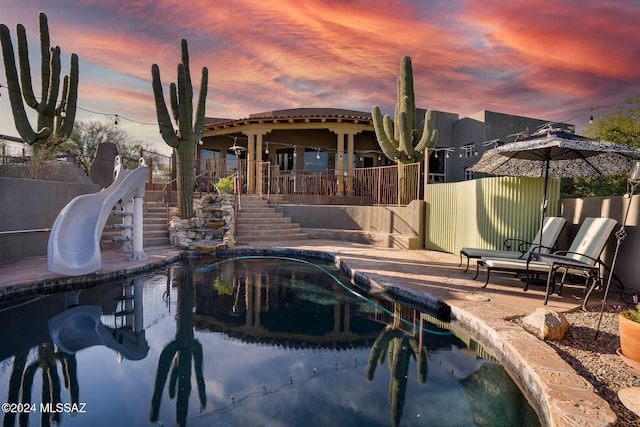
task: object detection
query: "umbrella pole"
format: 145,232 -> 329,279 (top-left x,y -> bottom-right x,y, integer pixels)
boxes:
594,181 -> 638,339
537,160 -> 551,255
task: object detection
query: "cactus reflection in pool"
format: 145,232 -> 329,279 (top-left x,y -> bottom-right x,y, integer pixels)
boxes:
3,344 -> 79,427
150,266 -> 206,426
365,309 -> 428,427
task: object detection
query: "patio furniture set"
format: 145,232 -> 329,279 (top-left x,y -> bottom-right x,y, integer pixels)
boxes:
462,126 -> 640,310
460,216 -> 618,307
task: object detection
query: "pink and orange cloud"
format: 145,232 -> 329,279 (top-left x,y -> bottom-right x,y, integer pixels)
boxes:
1,0 -> 638,152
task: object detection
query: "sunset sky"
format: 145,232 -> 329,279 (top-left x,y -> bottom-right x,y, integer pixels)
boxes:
1,0 -> 639,155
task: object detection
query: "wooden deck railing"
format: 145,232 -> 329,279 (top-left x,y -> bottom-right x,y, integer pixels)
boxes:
146,159 -> 421,206
262,162 -> 420,206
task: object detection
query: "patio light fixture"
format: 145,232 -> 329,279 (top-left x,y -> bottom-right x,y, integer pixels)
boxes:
228,137 -> 246,156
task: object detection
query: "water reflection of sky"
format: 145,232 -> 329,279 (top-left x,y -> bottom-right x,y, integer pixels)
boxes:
0,257 -> 538,427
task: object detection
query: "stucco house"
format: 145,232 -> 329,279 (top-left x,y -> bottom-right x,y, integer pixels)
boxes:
199,107 -> 573,193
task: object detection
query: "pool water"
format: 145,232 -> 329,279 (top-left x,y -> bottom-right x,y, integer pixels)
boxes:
0,255 -> 540,427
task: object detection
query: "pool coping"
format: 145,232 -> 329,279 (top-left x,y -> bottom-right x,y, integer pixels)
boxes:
0,244 -> 617,426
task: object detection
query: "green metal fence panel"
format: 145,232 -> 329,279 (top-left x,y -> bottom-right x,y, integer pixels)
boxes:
425,176 -> 559,253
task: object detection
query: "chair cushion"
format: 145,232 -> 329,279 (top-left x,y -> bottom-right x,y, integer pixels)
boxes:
461,248 -> 526,260
480,257 -> 551,272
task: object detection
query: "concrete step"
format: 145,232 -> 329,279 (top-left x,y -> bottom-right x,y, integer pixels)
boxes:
237,212 -> 289,221
236,217 -> 292,224
235,196 -> 307,242
237,223 -> 301,233
235,232 -> 308,242
238,205 -> 280,213
145,226 -> 167,233
144,236 -> 173,246
239,197 -> 268,204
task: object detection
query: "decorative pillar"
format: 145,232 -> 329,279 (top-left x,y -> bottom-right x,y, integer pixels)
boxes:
247,134 -> 256,193
336,132 -> 345,195
243,129 -> 271,195
347,132 -> 355,194
330,126 -> 364,196
256,133 -> 263,195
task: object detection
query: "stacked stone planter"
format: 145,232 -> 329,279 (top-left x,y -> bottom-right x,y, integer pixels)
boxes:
168,194 -> 236,252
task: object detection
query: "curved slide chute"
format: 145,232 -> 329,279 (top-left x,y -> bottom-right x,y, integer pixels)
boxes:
49,305 -> 149,360
48,156 -> 149,276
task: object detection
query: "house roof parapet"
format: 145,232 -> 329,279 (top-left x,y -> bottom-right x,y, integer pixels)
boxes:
204,108 -> 373,132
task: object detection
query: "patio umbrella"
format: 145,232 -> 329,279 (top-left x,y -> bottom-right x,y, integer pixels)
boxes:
469,127 -> 640,252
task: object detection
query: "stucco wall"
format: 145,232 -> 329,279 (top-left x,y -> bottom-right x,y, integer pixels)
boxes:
276,200 -> 424,248
0,177 -> 100,261
560,195 -> 640,293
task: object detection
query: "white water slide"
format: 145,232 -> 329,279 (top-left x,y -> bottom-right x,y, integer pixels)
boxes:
48,156 -> 149,276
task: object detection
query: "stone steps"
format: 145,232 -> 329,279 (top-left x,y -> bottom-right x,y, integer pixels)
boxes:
235,196 -> 307,243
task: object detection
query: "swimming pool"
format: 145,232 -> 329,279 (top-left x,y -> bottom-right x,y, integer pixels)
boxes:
0,255 -> 540,426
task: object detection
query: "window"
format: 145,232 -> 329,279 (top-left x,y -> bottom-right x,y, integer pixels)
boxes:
277,148 -> 295,170
304,148 -> 327,170
465,169 -> 475,180
428,150 -> 446,183
199,149 -> 219,172
460,144 -> 476,158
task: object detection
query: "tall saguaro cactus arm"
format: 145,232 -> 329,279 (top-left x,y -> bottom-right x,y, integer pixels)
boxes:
0,12 -> 79,146
16,23 -> 38,109
0,24 -> 40,143
415,109 -> 438,153
57,55 -> 79,137
372,106 -> 400,160
194,69 -> 208,142
151,64 -> 180,148
151,38 -> 208,219
371,56 -> 438,164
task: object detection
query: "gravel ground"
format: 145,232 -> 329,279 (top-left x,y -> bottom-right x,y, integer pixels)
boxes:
545,306 -> 640,426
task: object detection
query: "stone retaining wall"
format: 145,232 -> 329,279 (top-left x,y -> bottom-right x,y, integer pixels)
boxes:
168,194 -> 236,252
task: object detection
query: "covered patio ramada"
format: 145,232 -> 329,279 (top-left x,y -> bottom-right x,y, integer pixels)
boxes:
200,107 -> 389,196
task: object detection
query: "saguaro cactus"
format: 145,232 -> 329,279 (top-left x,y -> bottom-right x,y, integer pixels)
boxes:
372,56 -> 438,203
152,39 -> 208,219
0,12 -> 78,147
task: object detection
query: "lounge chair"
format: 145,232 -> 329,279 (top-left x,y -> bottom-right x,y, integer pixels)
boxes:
459,217 -> 567,275
477,217 -> 617,304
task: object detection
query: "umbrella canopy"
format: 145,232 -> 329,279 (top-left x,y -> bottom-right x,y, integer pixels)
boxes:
470,129 -> 640,179
469,128 -> 640,254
